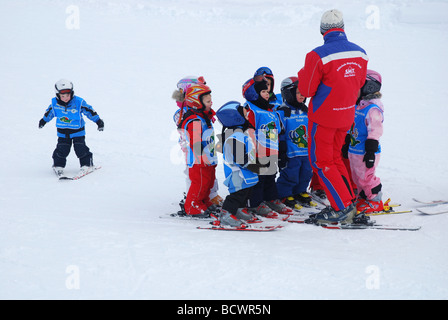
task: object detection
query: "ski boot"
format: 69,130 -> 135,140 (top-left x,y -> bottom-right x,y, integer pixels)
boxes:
308,203 -> 357,225
215,210 -> 248,228
294,192 -> 317,208
185,202 -> 217,219
266,199 -> 294,215
254,202 -> 279,218
356,194 -> 384,214
310,188 -> 327,200
283,196 -> 303,210
235,208 -> 259,222
210,195 -> 224,207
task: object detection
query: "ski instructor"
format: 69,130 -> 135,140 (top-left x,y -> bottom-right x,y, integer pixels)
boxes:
297,9 -> 369,224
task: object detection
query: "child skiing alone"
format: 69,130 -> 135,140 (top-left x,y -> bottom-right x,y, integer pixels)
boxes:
347,69 -> 384,213
275,76 -> 314,209
38,79 -> 104,177
177,83 -> 218,217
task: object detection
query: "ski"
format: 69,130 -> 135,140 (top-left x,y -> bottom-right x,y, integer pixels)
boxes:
286,212 -> 317,224
320,223 -> 421,231
71,166 -> 101,180
413,198 -> 448,206
366,209 -> 412,216
53,167 -> 72,180
287,216 -> 420,231
197,225 -> 282,232
162,212 -> 214,221
287,218 -> 307,224
416,205 -> 448,215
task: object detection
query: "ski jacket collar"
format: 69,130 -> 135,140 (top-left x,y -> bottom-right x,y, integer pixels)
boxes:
323,28 -> 347,43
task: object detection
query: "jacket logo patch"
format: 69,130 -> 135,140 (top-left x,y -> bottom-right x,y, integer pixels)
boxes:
59,116 -> 72,123
260,121 -> 278,142
349,123 -> 361,147
344,67 -> 356,77
289,125 -> 308,148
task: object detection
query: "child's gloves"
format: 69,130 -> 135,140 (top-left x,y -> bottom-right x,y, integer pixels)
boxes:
38,118 -> 46,128
363,139 -> 379,168
278,140 -> 288,169
96,119 -> 104,131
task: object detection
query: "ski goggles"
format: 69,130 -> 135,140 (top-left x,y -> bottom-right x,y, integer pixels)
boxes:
254,67 -> 273,77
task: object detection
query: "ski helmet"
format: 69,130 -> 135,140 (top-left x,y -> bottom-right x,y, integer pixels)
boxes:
216,101 -> 246,128
176,76 -> 206,92
242,78 -> 263,102
55,79 -> 74,100
280,76 -> 299,105
55,79 -> 73,94
254,67 -> 274,93
184,83 -> 211,110
360,70 -> 382,97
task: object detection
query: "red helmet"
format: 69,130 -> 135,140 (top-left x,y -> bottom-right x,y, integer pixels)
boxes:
185,83 -> 211,110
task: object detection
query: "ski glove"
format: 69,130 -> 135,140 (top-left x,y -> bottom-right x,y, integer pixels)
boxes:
278,140 -> 288,170
96,119 -> 104,131
363,139 -> 379,168
38,118 -> 46,129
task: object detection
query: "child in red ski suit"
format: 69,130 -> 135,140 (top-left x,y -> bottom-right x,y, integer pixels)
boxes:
177,83 -> 218,217
347,69 -> 384,213
172,76 -> 223,214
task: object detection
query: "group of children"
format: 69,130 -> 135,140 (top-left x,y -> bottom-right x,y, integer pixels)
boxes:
172,67 -> 385,227
171,67 -> 385,227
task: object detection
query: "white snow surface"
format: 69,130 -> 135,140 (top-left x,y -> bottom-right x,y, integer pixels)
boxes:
1,0 -> 447,300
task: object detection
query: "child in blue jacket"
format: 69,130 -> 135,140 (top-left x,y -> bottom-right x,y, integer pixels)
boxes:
275,76 -> 313,209
242,76 -> 293,217
215,101 -> 261,227
39,79 -> 104,176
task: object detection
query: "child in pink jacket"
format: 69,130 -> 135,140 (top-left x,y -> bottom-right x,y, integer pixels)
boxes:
347,70 -> 384,213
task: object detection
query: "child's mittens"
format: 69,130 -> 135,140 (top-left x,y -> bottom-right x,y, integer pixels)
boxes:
38,118 -> 46,128
363,139 -> 379,168
96,119 -> 105,131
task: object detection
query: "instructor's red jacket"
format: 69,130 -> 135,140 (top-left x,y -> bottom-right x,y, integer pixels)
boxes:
298,29 -> 368,128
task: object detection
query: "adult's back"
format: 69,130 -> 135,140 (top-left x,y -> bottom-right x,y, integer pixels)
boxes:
298,10 -> 368,128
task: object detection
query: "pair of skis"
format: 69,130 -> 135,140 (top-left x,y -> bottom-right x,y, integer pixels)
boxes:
413,198 -> 448,215
174,198 -> 448,232
166,210 -> 286,232
54,166 -> 101,180
286,215 -> 421,231
196,214 -> 422,232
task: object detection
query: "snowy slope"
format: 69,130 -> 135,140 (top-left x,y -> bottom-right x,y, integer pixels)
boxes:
0,0 -> 447,299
